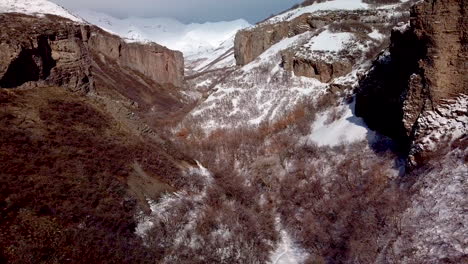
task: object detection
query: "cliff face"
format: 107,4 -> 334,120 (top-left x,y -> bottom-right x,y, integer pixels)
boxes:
280,49 -> 353,82
356,0 -> 467,164
233,8 -> 409,83
89,33 -> 184,88
0,14 -> 184,93
234,13 -> 328,66
0,12 -> 195,264
0,14 -> 92,91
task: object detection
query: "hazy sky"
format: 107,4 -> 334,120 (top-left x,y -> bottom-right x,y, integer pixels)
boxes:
52,0 -> 303,23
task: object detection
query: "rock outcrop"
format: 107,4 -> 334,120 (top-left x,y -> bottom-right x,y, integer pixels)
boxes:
234,8 -> 411,83
88,32 -> 184,88
280,50 -> 353,82
0,14 -> 184,93
356,0 -> 467,165
234,9 -> 406,67
234,13 -> 328,66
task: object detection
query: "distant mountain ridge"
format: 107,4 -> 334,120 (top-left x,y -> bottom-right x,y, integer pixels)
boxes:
75,10 -> 251,57
0,0 -> 251,70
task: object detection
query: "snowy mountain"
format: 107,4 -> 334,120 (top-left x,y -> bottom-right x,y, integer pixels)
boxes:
75,10 -> 251,70
0,0 -> 83,22
0,1 -> 250,72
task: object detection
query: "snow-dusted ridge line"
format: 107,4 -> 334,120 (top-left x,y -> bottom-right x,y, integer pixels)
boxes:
0,0 -> 84,22
262,0 -> 412,25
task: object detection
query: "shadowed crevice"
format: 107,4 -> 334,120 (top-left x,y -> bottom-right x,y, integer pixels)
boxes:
0,36 -> 56,88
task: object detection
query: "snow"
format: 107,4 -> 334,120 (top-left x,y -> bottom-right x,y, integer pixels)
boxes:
269,217 -> 308,264
180,0 -> 409,135
393,21 -> 411,33
392,147 -> 468,263
412,94 -> 468,153
305,30 -> 354,52
368,29 -> 385,40
242,32 -> 308,72
308,100 -> 374,146
185,54 -> 327,132
0,0 -> 83,22
75,10 -> 250,59
268,0 -> 369,23
190,35 -> 237,71
264,0 -> 413,25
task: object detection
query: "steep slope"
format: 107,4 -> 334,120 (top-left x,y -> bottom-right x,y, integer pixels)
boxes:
1,0 -> 466,263
0,86 -> 193,263
235,0 -> 412,66
0,4 -> 200,263
179,0 -> 414,143
356,0 -> 467,165
0,13 -> 187,125
163,1 -> 466,263
382,138 -> 467,263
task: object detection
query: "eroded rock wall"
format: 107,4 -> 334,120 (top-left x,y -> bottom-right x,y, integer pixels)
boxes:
0,14 -> 184,92
356,0 -> 467,165
234,8 -> 409,83
88,32 -> 184,87
281,50 -> 353,82
0,15 -> 93,91
234,13 -> 328,66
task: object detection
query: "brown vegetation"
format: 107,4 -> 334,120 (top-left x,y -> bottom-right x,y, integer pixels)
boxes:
0,87 -> 187,263
278,144 -> 409,263
363,0 -> 401,5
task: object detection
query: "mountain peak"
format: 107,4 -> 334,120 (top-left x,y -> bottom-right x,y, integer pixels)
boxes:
0,0 -> 83,22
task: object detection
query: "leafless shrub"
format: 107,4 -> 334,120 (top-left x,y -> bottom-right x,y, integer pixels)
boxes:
277,143 -> 409,263
363,0 -> 400,5
329,20 -> 373,34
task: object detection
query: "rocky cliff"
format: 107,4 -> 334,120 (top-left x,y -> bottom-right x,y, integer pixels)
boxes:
234,7 -> 410,83
0,11 -> 195,264
280,49 -> 353,82
356,0 -> 467,165
0,13 -> 184,93
234,13 -> 328,66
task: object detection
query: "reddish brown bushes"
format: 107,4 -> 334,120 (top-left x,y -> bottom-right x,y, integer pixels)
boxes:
277,147 -> 409,263
0,88 -> 186,263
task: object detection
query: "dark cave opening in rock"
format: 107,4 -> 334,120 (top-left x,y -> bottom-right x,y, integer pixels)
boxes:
0,36 -> 56,88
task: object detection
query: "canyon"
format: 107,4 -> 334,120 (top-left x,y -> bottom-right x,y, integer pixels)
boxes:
0,0 -> 466,263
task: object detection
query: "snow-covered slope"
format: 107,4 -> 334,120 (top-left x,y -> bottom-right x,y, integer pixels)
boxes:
178,0 -> 416,148
0,0 -> 83,22
75,9 -> 250,66
266,0 -> 411,24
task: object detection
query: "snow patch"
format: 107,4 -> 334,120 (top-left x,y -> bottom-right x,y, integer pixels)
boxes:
393,22 -> 410,33
268,0 -> 369,23
305,30 -> 354,52
0,0 -> 83,22
368,29 -> 385,40
308,100 -> 373,146
269,217 -> 308,264
413,94 -> 468,152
